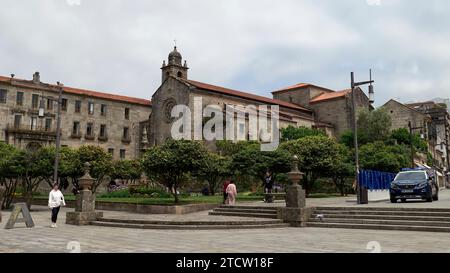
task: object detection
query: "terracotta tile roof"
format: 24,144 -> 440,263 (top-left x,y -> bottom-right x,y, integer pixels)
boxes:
272,83 -> 335,94
181,79 -> 312,113
310,89 -> 351,104
0,75 -> 151,106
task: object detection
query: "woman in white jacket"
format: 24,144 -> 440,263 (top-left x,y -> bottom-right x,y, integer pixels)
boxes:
48,183 -> 66,228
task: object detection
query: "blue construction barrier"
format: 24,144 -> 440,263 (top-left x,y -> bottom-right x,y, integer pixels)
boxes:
359,170 -> 397,190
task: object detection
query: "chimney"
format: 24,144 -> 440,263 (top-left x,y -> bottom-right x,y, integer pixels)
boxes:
33,72 -> 40,83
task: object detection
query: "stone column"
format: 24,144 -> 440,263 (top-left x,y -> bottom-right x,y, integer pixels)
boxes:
278,156 -> 313,227
66,163 -> 103,225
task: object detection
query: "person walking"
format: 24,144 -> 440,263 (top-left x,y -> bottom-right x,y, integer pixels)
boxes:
263,171 -> 274,203
48,183 -> 66,228
222,178 -> 231,204
226,180 -> 237,205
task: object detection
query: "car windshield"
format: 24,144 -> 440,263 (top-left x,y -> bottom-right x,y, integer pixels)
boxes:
395,172 -> 426,181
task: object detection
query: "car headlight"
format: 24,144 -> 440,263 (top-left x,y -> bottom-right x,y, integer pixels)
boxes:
391,183 -> 399,189
416,182 -> 428,189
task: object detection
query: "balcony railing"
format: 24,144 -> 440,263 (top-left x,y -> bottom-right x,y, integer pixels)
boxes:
6,124 -> 56,135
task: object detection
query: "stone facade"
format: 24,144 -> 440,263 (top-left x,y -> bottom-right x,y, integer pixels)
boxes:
272,85 -> 372,138
382,99 -> 431,136
0,73 -> 152,159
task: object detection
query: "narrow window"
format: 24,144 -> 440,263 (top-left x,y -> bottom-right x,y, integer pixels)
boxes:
120,149 -> 126,160
61,98 -> 68,111
75,100 -> 82,113
72,121 -> 80,135
88,102 -> 94,115
16,92 -> 24,106
45,118 -> 52,131
86,122 -> 94,137
32,94 -> 39,108
100,124 -> 107,138
30,116 -> 38,130
123,127 -> 130,139
108,148 -> 114,157
125,108 -> 130,120
47,98 -> 54,110
101,104 -> 107,116
14,115 -> 22,128
0,89 -> 7,103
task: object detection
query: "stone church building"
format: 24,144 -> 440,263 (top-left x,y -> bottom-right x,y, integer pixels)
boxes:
0,47 -> 373,158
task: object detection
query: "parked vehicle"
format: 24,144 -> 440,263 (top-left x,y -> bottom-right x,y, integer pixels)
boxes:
390,168 -> 439,203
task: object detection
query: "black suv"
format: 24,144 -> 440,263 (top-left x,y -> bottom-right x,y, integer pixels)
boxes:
390,169 -> 439,203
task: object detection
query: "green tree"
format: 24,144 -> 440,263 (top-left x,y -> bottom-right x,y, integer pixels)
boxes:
200,153 -> 232,195
280,136 -> 340,196
231,144 -> 291,187
111,159 -> 143,184
77,145 -> 113,193
357,108 -> 392,143
327,144 -> 355,196
389,128 -> 428,153
0,143 -> 21,209
280,126 -> 325,142
359,141 -> 409,173
141,140 -> 208,203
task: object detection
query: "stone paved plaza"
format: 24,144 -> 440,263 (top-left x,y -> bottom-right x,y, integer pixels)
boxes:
2,191 -> 450,253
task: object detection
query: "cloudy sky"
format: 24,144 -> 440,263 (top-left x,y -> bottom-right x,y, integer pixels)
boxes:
1,0 -> 449,106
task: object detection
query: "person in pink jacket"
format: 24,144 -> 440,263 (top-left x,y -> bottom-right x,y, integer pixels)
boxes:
226,180 -> 237,205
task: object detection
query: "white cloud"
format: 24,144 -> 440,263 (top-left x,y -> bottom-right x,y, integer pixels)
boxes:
0,0 -> 449,105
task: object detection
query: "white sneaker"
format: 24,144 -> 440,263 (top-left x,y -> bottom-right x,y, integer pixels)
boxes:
50,223 -> 55,228
54,224 -> 58,228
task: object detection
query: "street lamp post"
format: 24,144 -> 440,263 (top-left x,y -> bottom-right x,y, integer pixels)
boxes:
39,82 -> 63,185
351,70 -> 375,205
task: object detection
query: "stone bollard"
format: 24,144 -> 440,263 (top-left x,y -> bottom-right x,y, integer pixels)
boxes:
66,162 -> 103,225
278,156 -> 313,227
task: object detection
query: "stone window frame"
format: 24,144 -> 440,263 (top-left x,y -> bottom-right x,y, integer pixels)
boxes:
119,149 -> 126,160
44,118 -> 52,132
99,124 -> 108,141
75,100 -> 82,113
13,114 -> 22,128
16,91 -> 24,106
101,104 -> 107,116
31,94 -> 39,109
88,102 -> 95,115
61,98 -> 68,112
0,89 -> 7,104
85,122 -> 95,140
71,121 -> 81,138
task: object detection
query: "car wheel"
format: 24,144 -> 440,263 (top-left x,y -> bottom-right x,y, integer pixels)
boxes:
390,198 -> 397,203
401,198 -> 407,203
426,194 -> 433,202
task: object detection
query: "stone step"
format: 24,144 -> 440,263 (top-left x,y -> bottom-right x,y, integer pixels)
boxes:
315,206 -> 450,213
219,205 -> 278,211
213,208 -> 278,214
90,221 -> 290,230
306,222 -> 450,233
308,218 -> 450,228
314,210 -> 450,217
209,211 -> 279,219
311,213 -> 450,222
97,217 -> 282,226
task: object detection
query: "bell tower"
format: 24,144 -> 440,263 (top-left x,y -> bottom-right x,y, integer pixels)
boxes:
161,46 -> 189,83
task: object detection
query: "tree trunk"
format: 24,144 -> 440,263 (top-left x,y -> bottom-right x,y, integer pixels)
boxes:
173,183 -> 179,203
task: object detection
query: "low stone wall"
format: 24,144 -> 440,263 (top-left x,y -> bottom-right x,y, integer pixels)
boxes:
13,198 -> 219,215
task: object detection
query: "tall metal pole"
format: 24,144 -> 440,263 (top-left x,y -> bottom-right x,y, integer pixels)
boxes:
53,84 -> 63,184
408,121 -> 415,168
351,72 -> 361,204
